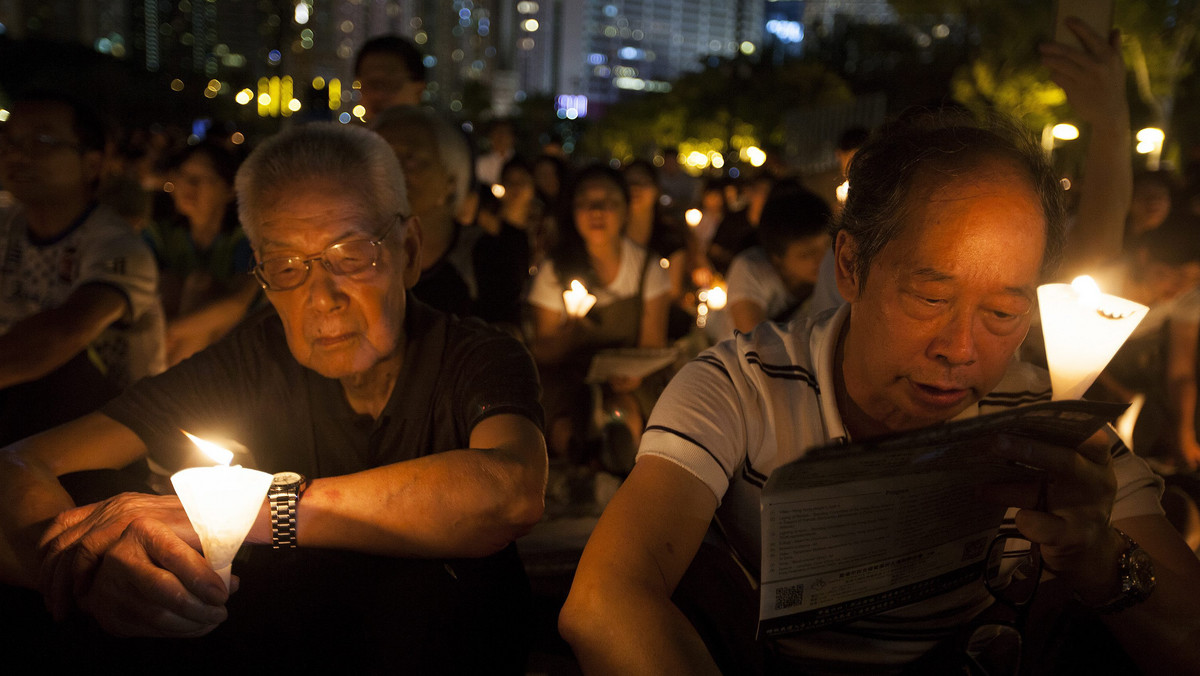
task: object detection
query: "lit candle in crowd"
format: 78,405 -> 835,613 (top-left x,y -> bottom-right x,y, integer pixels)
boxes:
1037,276 -> 1148,400
562,279 -> 597,318
170,432 -> 273,589
685,208 -> 702,228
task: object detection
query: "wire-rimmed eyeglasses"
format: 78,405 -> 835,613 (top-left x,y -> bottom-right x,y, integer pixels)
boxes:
251,216 -> 403,291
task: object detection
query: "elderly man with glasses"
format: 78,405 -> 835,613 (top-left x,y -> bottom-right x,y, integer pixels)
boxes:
0,122 -> 547,673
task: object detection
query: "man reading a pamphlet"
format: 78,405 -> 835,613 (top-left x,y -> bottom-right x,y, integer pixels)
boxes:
560,107 -> 1200,676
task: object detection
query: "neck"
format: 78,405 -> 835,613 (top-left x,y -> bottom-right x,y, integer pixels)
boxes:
23,194 -> 92,239
833,317 -> 890,440
339,340 -> 405,418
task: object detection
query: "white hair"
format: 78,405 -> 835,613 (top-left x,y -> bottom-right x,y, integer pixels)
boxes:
236,122 -> 411,242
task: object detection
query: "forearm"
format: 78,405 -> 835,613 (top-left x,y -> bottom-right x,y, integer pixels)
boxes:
169,283 -> 258,343
0,319 -> 98,389
1062,120 -> 1132,277
0,452 -> 75,586
250,434 -> 546,558
562,581 -> 721,675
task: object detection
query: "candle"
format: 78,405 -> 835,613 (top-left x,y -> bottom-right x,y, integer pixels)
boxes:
836,180 -> 850,204
562,279 -> 597,318
685,208 -> 702,228
170,432 -> 273,589
1037,276 -> 1148,400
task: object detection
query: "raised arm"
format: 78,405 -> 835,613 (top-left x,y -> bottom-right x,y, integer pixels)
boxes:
560,455 -> 722,674
1041,19 -> 1132,278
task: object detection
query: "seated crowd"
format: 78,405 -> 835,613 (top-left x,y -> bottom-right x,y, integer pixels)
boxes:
3,19 -> 1200,675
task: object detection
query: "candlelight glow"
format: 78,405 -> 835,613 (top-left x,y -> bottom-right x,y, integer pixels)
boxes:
836,180 -> 849,204
562,279 -> 597,318
491,184 -> 506,198
685,208 -> 702,227
706,285 -> 727,310
183,431 -> 234,466
172,432 -> 272,589
1038,278 -> 1148,400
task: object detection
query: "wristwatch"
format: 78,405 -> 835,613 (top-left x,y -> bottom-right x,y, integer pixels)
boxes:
1090,527 -> 1156,614
268,471 -> 307,549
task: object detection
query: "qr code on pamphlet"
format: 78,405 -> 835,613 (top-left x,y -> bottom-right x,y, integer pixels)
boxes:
774,583 -> 804,611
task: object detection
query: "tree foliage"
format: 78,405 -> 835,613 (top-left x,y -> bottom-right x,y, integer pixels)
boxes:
579,54 -> 852,161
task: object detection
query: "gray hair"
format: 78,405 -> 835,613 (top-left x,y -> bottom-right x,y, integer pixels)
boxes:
235,122 -> 410,242
370,105 -> 473,211
835,109 -> 1067,287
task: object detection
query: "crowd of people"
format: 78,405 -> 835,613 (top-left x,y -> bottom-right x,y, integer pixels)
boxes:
2,16 -> 1200,675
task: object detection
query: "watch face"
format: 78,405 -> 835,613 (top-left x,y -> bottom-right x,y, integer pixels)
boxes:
273,471 -> 303,486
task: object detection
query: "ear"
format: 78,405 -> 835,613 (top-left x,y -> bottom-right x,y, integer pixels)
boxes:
400,216 -> 424,288
834,230 -> 861,303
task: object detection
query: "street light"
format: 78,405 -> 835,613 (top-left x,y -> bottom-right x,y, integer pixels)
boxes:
1136,127 -> 1165,170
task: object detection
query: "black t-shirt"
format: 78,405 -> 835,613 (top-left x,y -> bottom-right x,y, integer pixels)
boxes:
100,295 -> 544,672
104,295 -> 542,476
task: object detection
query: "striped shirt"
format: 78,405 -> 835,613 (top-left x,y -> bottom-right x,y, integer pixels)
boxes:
639,303 -> 1164,673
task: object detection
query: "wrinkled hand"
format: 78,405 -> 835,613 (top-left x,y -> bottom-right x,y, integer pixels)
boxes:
1039,19 -> 1127,128
37,493 -> 200,621
79,517 -> 229,637
988,430 -> 1121,597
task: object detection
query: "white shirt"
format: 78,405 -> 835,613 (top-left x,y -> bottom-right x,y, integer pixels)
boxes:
528,237 -> 671,316
639,304 -> 1164,672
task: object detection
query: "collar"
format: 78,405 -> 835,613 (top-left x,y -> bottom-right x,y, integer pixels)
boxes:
810,303 -> 851,445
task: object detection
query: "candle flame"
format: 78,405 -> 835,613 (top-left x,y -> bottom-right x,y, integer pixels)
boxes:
1071,275 -> 1102,309
182,431 -> 235,466
569,279 -> 587,294
685,208 -> 702,227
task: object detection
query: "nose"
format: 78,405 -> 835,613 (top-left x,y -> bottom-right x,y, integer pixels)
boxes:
304,260 -> 347,311
929,309 -> 977,367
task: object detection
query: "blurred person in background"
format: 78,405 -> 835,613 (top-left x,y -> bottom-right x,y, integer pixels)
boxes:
372,105 -> 476,317
527,165 -> 671,470
143,141 -> 259,366
353,35 -> 427,121
0,91 -> 164,446
623,159 -> 692,339
726,184 -> 832,337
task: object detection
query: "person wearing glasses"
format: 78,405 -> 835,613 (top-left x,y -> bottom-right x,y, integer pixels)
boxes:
0,122 -> 547,672
0,91 -> 165,446
561,108 -> 1200,674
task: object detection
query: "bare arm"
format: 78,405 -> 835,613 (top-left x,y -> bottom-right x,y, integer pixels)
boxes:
529,304 -> 592,365
994,431 -> 1200,675
1166,318 -> 1200,469
0,284 -> 127,389
1101,514 -> 1200,674
164,277 -> 260,366
560,456 -> 722,675
272,412 -> 548,558
0,413 -> 152,586
1041,21 -> 1132,278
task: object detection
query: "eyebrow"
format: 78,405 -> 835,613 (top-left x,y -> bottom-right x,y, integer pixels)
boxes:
910,267 -> 1034,300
